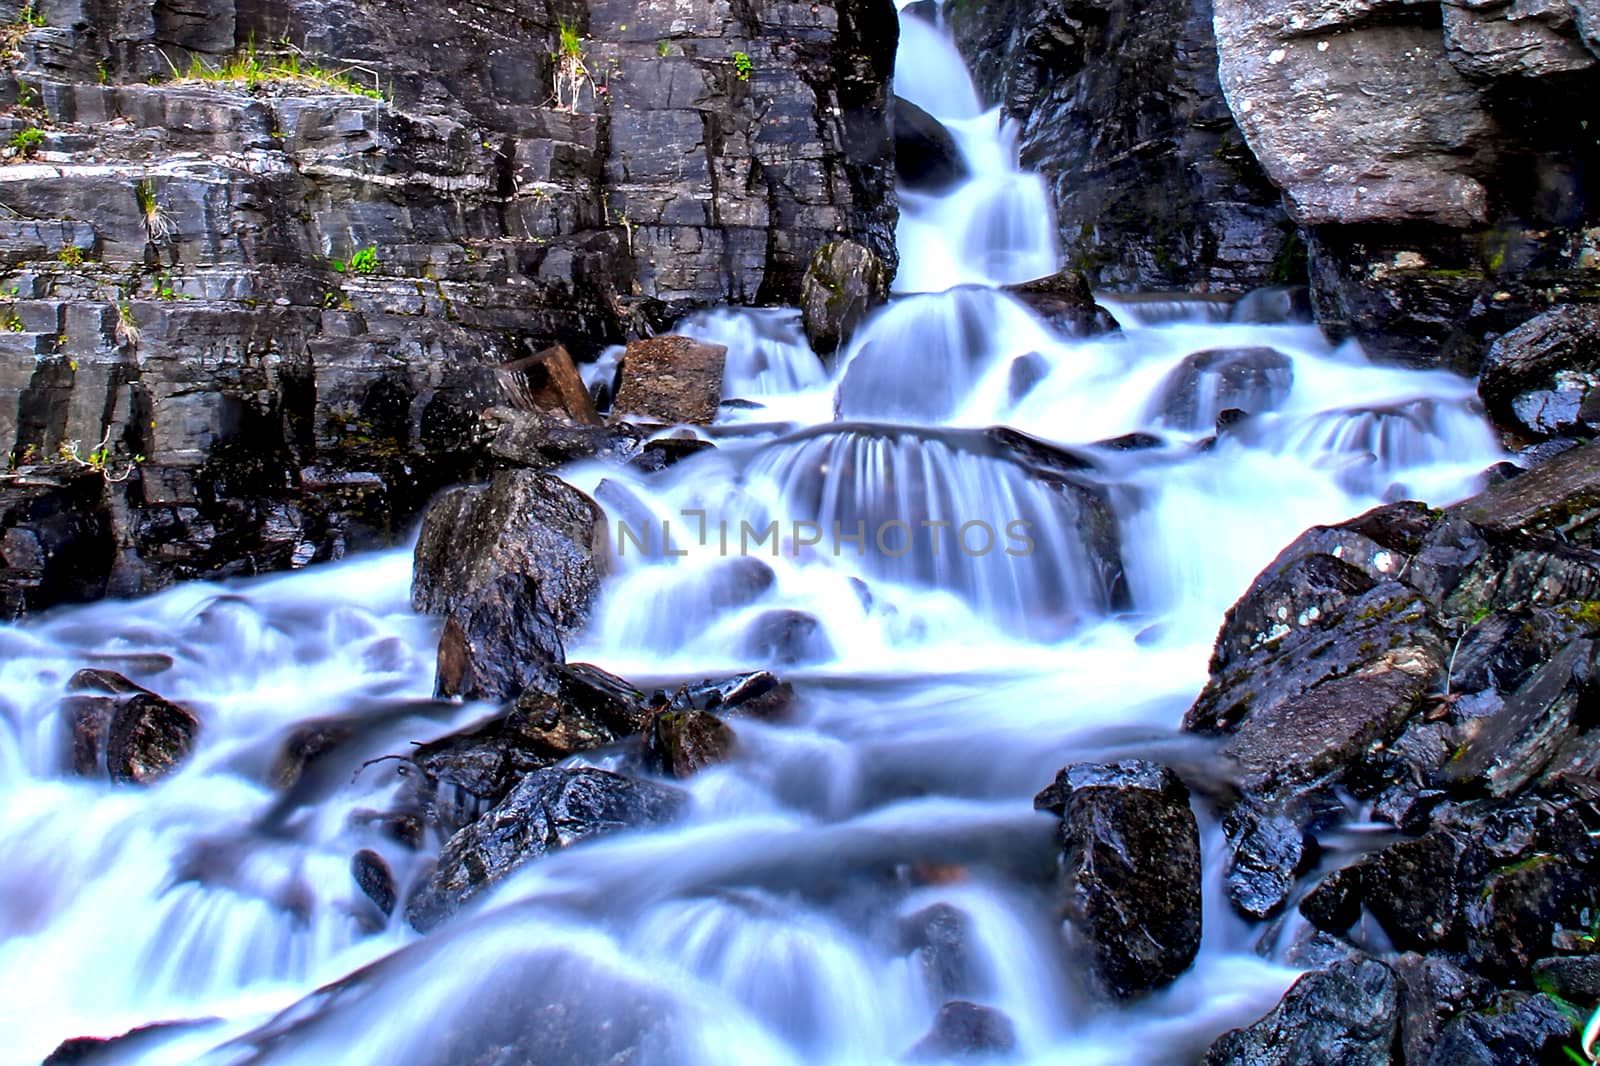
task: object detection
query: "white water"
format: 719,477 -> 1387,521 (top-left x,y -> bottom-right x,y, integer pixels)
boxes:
0,8 -> 1503,1066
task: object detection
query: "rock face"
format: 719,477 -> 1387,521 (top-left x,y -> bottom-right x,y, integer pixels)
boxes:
0,0 -> 899,617
1187,439 -> 1600,1059
1212,0 -> 1600,368
412,469 -> 607,702
1033,760 -> 1203,999
947,0 -> 1291,292
405,766 -> 686,931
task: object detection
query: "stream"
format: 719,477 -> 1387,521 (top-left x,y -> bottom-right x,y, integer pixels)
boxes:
0,7 -> 1504,1065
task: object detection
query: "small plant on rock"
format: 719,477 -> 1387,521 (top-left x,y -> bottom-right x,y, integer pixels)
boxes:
657,39 -> 671,57
350,245 -> 379,275
57,244 -> 84,267
2,308 -> 21,332
58,430 -> 142,482
19,3 -> 44,27
114,301 -> 140,349
732,51 -> 753,82
552,20 -> 593,111
9,125 -> 42,157
134,178 -> 173,242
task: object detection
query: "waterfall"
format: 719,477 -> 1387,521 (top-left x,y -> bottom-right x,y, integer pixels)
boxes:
0,5 -> 1504,1065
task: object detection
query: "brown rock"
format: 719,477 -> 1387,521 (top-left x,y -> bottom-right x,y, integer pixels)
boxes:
612,336 -> 727,426
496,345 -> 601,426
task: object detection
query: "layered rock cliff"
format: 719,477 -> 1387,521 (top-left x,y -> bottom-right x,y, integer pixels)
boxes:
0,0 -> 897,615
1213,0 -> 1600,370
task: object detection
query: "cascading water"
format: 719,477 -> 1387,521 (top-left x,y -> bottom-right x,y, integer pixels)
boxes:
0,7 -> 1505,1066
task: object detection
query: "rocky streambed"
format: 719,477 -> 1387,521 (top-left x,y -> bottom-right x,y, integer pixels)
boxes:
5,0 -> 1600,1064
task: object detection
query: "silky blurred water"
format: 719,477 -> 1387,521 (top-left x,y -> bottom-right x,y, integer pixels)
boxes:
0,6 -> 1506,1065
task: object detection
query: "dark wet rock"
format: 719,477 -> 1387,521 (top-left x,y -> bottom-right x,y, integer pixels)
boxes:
743,609 -> 834,666
485,407 -> 645,472
612,336 -> 728,427
1204,958 -> 1399,1066
269,717 -> 359,790
1034,760 -> 1202,999
43,1021 -> 219,1065
63,668 -> 199,785
899,903 -> 980,1001
1393,952 -> 1495,1066
1428,991 -> 1574,1066
1479,304 -> 1600,442
350,849 -> 396,917
412,470 -> 607,702
1095,432 -> 1166,452
905,1001 -> 1018,1060
406,767 -> 686,932
1300,785 -> 1600,980
104,694 -> 200,784
1153,347 -> 1294,431
800,240 -> 893,359
948,0 -> 1288,292
1004,270 -> 1119,339
411,663 -> 651,833
1533,954 -> 1600,1003
1183,440 -> 1600,1000
643,710 -> 736,779
1224,804 -> 1313,920
894,96 -> 969,195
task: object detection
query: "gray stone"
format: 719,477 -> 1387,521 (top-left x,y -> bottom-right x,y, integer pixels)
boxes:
1205,958 -> 1399,1066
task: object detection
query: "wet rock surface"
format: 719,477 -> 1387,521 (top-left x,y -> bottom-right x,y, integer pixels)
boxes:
1210,0 -> 1600,368
412,469 -> 607,702
611,335 -> 728,427
63,668 -> 199,784
1189,438 -> 1600,1056
800,239 -> 893,359
0,0 -> 898,616
904,1001 -> 1018,1060
1033,760 -> 1203,999
405,766 -> 686,932
1479,303 -> 1600,443
1205,958 -> 1399,1066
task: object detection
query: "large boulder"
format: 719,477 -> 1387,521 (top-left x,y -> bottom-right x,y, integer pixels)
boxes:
799,240 -> 893,359
405,767 -> 687,932
893,96 -> 969,194
412,470 -> 608,703
1205,958 -> 1399,1066
1033,760 -> 1203,999
611,336 -> 728,427
1209,0 -> 1600,368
